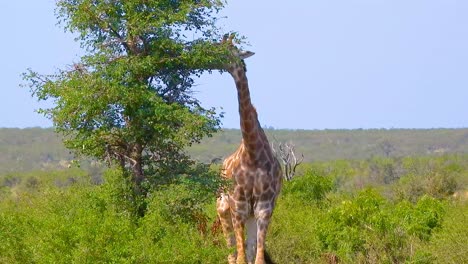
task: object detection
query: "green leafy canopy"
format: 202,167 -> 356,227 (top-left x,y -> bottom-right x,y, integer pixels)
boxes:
23,0 -> 240,189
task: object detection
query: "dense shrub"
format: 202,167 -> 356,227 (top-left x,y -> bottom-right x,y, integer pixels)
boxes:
395,169 -> 459,202
131,185 -> 227,263
268,192 -> 324,263
395,196 -> 446,240
317,189 -> 446,263
417,201 -> 468,263
0,154 -> 466,263
282,168 -> 335,204
0,166 -> 226,263
101,168 -> 145,217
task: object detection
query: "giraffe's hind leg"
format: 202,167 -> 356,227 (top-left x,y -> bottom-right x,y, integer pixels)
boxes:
232,211 -> 247,264
217,194 -> 237,264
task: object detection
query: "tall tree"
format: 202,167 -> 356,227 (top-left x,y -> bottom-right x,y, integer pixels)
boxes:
23,0 -> 237,194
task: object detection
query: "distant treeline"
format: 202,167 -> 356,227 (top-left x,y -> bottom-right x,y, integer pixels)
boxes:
0,127 -> 467,173
191,128 -> 468,163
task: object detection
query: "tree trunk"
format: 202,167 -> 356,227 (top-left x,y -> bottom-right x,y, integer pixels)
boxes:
131,143 -> 145,195
130,143 -> 147,217
132,160 -> 144,188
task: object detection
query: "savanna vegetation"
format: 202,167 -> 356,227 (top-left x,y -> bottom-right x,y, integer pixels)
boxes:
1,129 -> 467,263
2,0 -> 467,263
1,127 -> 466,174
192,128 -> 468,163
1,153 -> 467,263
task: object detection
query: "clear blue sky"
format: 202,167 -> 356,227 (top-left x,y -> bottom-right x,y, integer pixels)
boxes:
1,0 -> 467,129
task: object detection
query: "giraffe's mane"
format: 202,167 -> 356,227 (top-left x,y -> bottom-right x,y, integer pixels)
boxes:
241,59 -> 248,72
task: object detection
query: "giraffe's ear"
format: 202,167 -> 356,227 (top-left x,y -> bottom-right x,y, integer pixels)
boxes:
238,50 -> 255,59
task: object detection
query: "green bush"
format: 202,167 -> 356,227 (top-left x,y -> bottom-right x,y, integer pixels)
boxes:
317,189 -> 446,263
0,168 -> 90,197
0,154 -> 465,263
417,201 -> 468,263
131,185 -> 227,263
0,184 -> 135,263
393,155 -> 465,202
395,171 -> 458,202
0,208 -> 33,263
0,166 -> 227,263
268,192 -> 324,263
282,168 -> 335,204
395,196 -> 446,241
101,168 -> 145,217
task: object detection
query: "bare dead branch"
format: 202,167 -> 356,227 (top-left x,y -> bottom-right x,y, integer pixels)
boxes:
271,140 -> 304,181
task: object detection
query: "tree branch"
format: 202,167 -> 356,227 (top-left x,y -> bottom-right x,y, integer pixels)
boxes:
271,140 -> 304,181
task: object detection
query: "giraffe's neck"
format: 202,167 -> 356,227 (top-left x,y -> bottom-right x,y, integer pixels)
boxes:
230,67 -> 265,157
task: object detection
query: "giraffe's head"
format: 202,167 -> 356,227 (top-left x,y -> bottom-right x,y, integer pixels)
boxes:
221,34 -> 255,73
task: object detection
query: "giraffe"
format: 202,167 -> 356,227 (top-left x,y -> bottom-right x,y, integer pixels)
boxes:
216,35 -> 282,264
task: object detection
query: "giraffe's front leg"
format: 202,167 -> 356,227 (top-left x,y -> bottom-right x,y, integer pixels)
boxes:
245,217 -> 257,264
216,194 -> 237,264
255,208 -> 273,264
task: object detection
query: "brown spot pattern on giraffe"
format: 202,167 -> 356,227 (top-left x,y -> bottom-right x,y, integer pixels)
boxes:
215,40 -> 282,264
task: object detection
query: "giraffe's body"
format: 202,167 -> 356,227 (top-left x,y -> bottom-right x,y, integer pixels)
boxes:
216,39 -> 282,264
